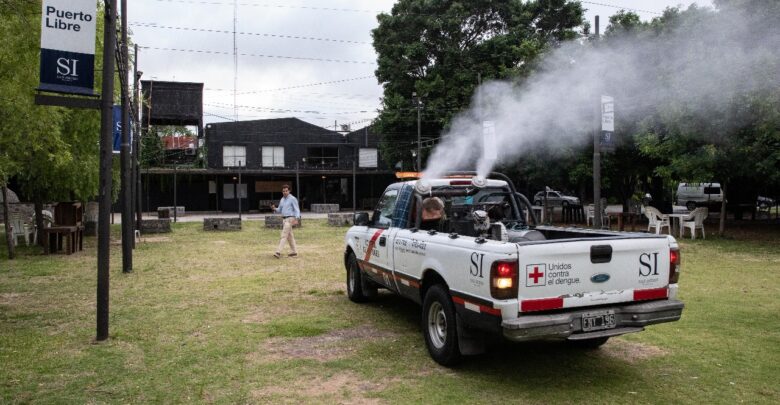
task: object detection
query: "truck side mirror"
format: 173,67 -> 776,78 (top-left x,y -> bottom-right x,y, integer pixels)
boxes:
354,212 -> 370,226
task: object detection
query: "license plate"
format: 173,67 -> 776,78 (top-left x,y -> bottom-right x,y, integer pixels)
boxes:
582,310 -> 617,332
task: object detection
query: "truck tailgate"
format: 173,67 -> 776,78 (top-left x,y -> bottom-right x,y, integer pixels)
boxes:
517,237 -> 672,312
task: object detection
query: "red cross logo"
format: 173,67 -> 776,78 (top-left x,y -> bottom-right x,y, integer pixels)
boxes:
526,264 -> 546,287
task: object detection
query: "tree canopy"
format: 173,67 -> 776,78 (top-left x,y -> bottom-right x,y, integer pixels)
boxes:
0,1 -> 112,202
372,0 -> 584,167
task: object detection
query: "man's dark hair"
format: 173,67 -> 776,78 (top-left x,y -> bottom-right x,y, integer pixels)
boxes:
282,184 -> 290,191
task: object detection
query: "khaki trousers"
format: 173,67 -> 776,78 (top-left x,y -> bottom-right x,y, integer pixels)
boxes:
276,217 -> 298,254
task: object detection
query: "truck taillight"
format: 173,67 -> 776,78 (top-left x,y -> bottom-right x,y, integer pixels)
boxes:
491,261 -> 518,299
669,248 -> 681,284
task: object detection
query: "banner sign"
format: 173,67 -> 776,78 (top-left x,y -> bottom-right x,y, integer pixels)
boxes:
39,0 -> 97,95
600,95 -> 615,152
112,106 -> 132,154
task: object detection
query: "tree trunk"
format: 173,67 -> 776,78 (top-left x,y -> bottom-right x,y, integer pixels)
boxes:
719,182 -> 727,236
2,185 -> 15,260
34,199 -> 44,246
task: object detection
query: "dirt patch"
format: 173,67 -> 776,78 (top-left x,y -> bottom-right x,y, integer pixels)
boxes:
211,240 -> 227,245
251,371 -> 384,404
601,339 -> 668,363
241,305 -> 301,324
0,292 -> 31,306
249,325 -> 398,363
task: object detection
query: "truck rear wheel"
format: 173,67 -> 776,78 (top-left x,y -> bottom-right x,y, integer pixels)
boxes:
686,201 -> 697,211
422,285 -> 462,366
346,253 -> 376,302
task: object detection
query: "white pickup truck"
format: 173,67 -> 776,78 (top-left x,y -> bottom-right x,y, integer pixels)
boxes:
344,173 -> 684,365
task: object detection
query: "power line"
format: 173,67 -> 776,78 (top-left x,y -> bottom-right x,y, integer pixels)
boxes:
203,76 -> 375,95
205,101 -> 377,116
129,22 -> 371,45
152,0 -> 379,13
139,45 -> 376,64
581,1 -> 662,16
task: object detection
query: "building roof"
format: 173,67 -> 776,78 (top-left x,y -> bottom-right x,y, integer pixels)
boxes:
206,117 -> 338,137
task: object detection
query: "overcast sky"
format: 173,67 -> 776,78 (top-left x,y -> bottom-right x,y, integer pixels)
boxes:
128,0 -> 714,130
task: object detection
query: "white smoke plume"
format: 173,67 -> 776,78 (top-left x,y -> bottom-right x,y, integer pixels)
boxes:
423,4 -> 780,179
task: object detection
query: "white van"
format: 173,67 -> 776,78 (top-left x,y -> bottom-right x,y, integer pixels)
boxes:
676,182 -> 723,210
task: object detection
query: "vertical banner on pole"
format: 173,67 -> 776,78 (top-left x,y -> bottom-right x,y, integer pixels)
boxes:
600,95 -> 615,152
39,0 -> 97,95
112,106 -> 132,153
112,106 -> 122,153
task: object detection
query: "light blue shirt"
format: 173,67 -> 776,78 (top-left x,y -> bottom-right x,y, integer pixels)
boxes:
275,194 -> 300,218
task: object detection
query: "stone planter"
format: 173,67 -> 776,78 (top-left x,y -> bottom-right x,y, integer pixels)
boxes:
327,213 -> 354,226
311,204 -> 339,213
204,217 -> 241,231
141,219 -> 172,234
264,215 -> 302,229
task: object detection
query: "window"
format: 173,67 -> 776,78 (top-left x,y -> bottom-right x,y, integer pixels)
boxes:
223,183 -> 246,199
371,189 -> 399,229
223,145 -> 246,167
306,146 -> 339,168
223,183 -> 235,199
359,148 -> 378,168
262,146 -> 284,167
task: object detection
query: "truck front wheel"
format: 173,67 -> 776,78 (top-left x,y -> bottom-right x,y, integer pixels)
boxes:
422,285 -> 462,366
346,253 -> 376,302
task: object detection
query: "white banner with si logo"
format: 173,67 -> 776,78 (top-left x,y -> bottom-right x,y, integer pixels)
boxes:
39,0 -> 97,95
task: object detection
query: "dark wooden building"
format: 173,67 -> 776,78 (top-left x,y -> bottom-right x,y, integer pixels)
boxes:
142,118 -> 395,213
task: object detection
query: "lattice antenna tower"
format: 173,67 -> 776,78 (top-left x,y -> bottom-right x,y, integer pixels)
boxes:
233,0 -> 238,122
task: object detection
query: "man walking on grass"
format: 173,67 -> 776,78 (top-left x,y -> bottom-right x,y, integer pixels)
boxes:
270,184 -> 300,258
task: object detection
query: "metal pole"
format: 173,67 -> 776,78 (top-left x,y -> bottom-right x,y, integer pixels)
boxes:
416,95 -> 421,171
352,159 -> 356,212
295,161 -> 300,201
238,161 -> 242,220
120,0 -> 132,272
173,166 -> 177,223
97,0 -> 117,342
133,44 -> 142,233
593,15 -> 603,229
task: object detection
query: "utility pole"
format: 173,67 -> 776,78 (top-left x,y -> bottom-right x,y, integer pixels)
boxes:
133,45 -> 143,233
120,0 -> 132,273
413,92 -> 422,171
238,161 -> 242,221
97,0 -> 117,342
593,15 -> 603,229
173,165 -> 178,223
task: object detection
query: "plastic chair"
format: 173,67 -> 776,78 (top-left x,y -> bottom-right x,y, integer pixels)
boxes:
681,207 -> 708,239
586,205 -> 595,226
644,206 -> 670,234
586,204 -> 610,228
32,210 -> 54,244
9,213 -> 34,246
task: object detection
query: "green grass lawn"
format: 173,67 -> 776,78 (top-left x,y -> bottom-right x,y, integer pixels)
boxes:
1,220 -> 778,404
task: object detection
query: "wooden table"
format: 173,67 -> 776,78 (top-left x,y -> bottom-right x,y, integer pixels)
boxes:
43,225 -> 84,254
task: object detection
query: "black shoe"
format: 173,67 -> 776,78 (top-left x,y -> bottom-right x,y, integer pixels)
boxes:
288,253 -> 298,257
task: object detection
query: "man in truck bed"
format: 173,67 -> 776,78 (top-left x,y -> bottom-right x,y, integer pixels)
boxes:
344,173 -> 684,366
